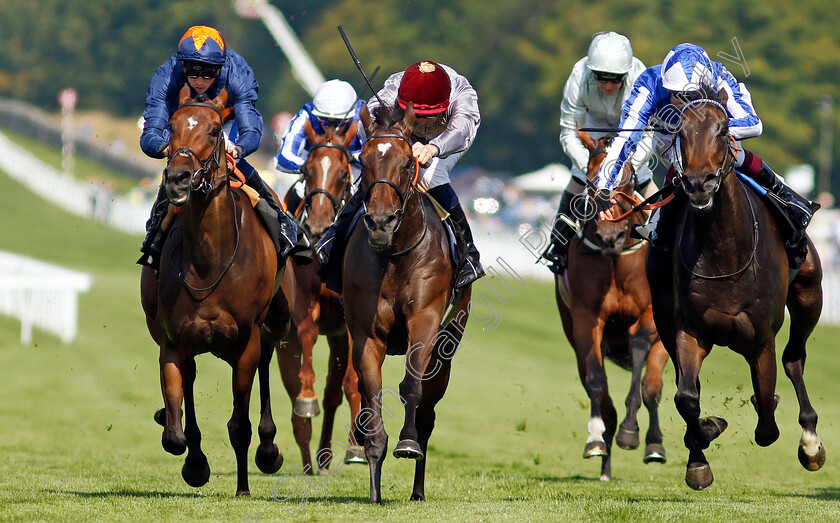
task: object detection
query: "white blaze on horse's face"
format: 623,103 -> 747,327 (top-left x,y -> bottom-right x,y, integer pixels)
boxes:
377,143 -> 392,157
187,116 -> 198,130
319,156 -> 331,189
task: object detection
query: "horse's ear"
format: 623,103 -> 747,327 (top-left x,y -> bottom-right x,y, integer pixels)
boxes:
303,117 -> 318,143
178,84 -> 193,105
403,102 -> 416,134
360,103 -> 375,137
577,127 -> 598,152
212,88 -> 229,112
342,117 -> 359,144
716,87 -> 729,106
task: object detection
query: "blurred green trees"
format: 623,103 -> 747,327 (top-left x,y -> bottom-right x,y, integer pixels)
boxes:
1,0 -> 838,189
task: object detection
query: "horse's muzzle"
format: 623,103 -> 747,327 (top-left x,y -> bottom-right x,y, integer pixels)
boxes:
164,167 -> 192,206
363,213 -> 399,252
681,173 -> 718,210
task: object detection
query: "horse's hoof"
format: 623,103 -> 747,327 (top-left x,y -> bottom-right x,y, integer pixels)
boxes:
685,463 -> 714,490
293,397 -> 320,418
161,431 -> 187,456
410,493 -> 426,501
181,456 -> 211,488
616,427 -> 640,450
700,416 -> 728,440
255,444 -> 284,474
583,441 -> 608,458
750,393 -> 781,412
344,445 -> 368,464
599,473 -> 611,481
236,490 -> 251,497
154,408 -> 165,427
643,443 -> 667,464
393,439 -> 424,460
798,432 -> 826,471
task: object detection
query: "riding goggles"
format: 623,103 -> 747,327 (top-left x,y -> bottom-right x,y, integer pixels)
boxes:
593,71 -> 626,84
181,61 -> 221,79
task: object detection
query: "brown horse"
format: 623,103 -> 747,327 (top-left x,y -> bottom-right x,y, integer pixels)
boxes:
646,89 -> 825,490
140,85 -> 292,496
343,103 -> 471,503
556,130 -> 669,481
277,117 -> 365,474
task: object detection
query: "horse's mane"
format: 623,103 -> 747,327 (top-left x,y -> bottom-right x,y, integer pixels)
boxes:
678,81 -> 722,103
371,104 -> 406,130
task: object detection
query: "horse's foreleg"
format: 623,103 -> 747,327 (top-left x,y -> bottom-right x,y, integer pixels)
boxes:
181,358 -> 210,487
353,335 -> 388,504
397,312 -> 441,460
228,326 -> 261,497
573,321 -> 614,480
276,328 -> 314,474
747,342 -> 780,447
617,333 -> 649,451
316,333 -> 351,472
673,331 -> 723,490
295,319 -> 320,418
342,337 -> 365,463
642,339 -> 668,464
785,254 -> 826,471
255,335 -> 284,475
160,342 -> 187,456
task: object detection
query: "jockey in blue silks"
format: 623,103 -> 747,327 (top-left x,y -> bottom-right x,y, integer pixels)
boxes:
274,79 -> 365,213
138,25 -> 297,270
595,43 -> 816,249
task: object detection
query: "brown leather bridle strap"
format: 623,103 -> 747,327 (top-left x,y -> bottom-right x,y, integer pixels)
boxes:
602,186 -> 676,222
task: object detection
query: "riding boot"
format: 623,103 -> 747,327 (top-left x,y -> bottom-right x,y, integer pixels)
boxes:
749,161 -> 819,230
137,185 -> 169,270
315,189 -> 364,267
245,170 -> 298,259
542,190 -> 577,275
448,202 -> 486,289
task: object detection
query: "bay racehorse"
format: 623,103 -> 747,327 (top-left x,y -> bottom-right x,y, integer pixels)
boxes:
140,85 -> 292,496
556,130 -> 669,481
343,103 -> 471,503
278,117 -> 365,474
646,88 -> 825,490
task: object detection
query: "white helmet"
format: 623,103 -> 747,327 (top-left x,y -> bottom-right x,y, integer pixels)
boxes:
586,32 -> 633,74
311,79 -> 357,119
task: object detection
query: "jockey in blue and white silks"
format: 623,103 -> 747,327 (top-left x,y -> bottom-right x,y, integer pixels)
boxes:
596,43 -> 762,191
596,43 -> 816,264
274,80 -> 365,174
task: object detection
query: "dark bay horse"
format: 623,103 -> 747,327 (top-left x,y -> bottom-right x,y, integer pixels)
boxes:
278,117 -> 364,474
140,85 -> 292,496
646,90 -> 825,490
343,103 -> 471,503
556,130 -> 669,481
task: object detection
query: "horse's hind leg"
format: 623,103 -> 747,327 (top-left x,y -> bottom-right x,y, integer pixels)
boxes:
294,319 -> 321,418
785,248 -> 826,470
254,336 -> 284,475
617,336 -> 648,451
228,326 -> 262,497
353,336 -> 388,504
342,340 -> 365,464
181,358 -> 211,487
642,339 -> 668,463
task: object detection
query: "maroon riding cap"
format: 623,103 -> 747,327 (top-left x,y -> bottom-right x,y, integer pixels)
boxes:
397,61 -> 451,115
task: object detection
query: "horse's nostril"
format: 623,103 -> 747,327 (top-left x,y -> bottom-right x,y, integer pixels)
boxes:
385,214 -> 398,226
363,215 -> 377,230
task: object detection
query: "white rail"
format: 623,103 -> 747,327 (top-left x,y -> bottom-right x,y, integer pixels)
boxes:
0,251 -> 92,344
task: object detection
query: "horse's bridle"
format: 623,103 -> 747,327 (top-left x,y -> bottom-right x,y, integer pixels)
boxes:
300,141 -> 354,218
671,98 -> 736,194
167,101 -> 241,294
361,133 -> 425,256
167,102 -> 227,198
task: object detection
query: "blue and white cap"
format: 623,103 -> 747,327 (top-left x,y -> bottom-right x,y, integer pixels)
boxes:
661,43 -> 719,92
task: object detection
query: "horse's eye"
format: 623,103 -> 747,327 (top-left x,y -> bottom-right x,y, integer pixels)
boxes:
210,128 -> 221,138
